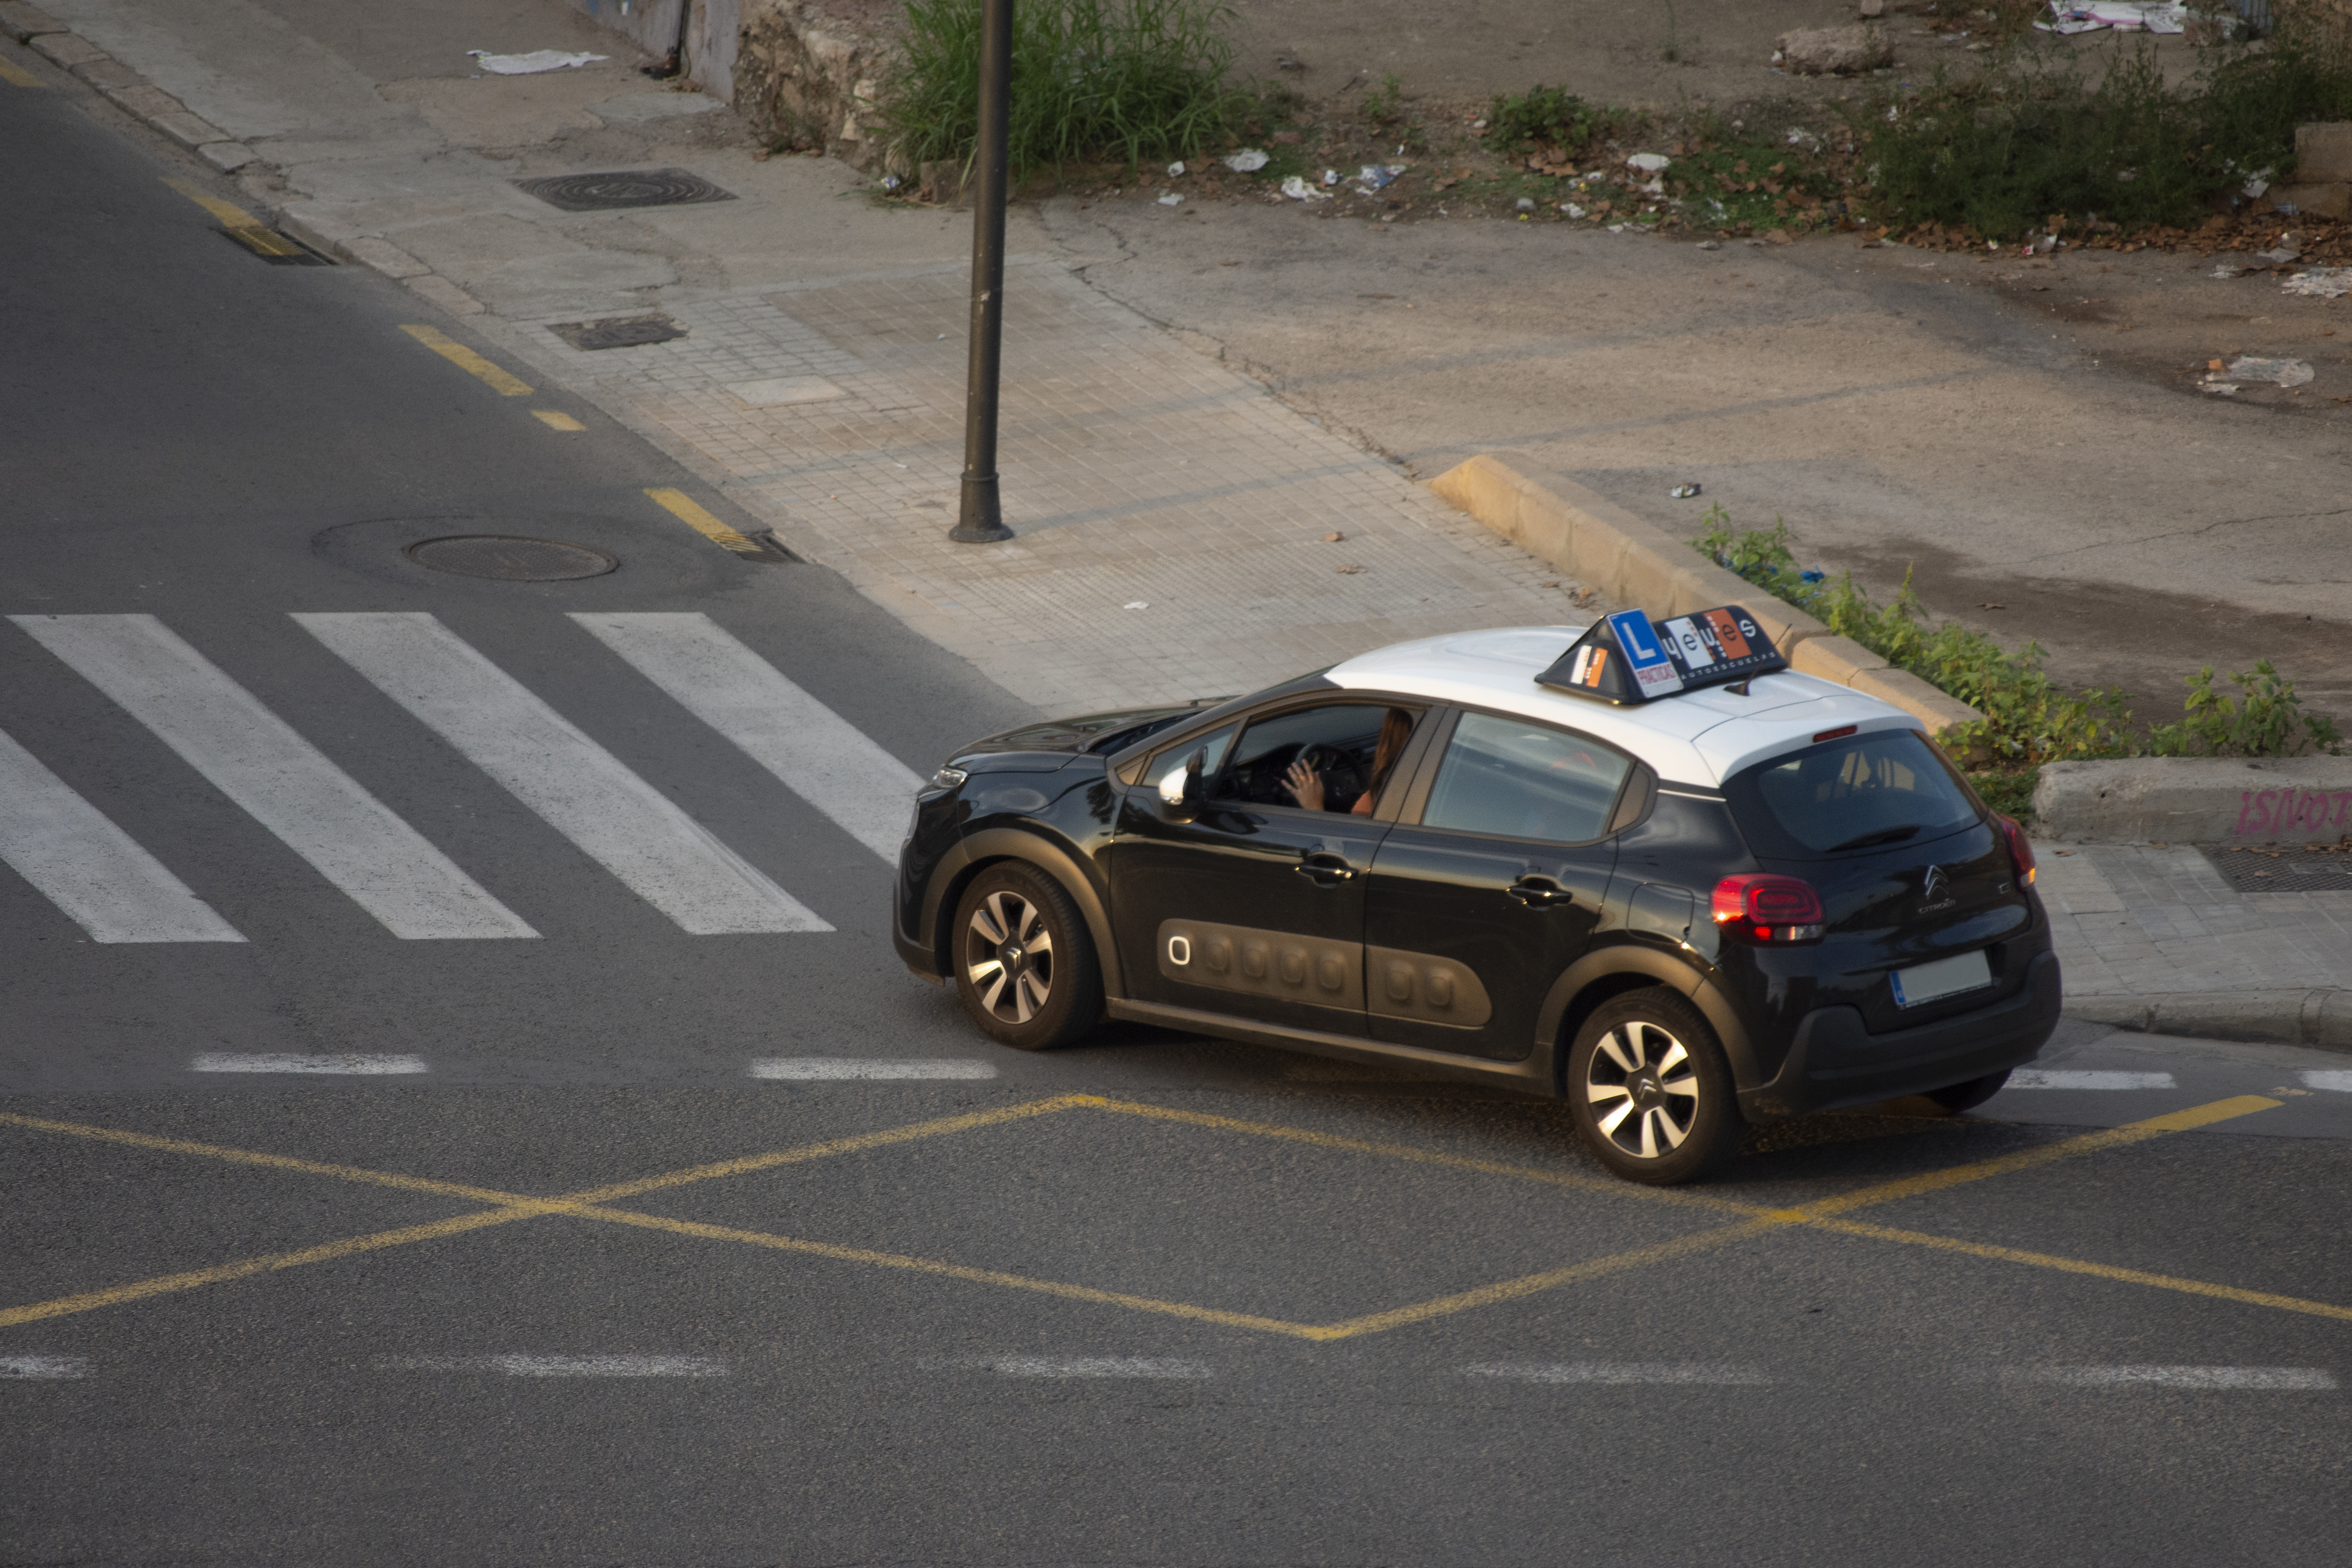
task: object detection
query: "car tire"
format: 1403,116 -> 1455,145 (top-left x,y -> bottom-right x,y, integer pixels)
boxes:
951,862 -> 1103,1052
1568,990 -> 1744,1185
1924,1069 -> 2011,1112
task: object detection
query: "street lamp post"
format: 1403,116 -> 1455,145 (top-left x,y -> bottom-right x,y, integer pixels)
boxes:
949,0 -> 1016,544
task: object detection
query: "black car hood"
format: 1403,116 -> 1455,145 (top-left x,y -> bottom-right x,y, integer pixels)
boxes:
957,704 -> 1217,759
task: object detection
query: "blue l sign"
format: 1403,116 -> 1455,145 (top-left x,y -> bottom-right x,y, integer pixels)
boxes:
1606,610 -> 1685,698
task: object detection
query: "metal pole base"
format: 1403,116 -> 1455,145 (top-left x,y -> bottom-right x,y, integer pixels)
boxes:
949,474 -> 1014,543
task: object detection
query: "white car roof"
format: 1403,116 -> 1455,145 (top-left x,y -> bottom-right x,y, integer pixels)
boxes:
1326,626 -> 1921,788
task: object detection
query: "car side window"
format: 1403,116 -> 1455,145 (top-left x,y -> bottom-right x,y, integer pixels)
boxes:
1212,703 -> 1398,811
1420,711 -> 1633,844
1150,723 -> 1238,804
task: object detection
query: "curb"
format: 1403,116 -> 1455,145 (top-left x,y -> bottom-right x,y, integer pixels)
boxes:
5,13 -> 258,170
2035,756 -> 2352,846
1428,452 -> 1989,747
2065,988 -> 2352,1053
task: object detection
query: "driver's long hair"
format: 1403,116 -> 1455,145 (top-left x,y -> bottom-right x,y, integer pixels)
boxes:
1366,709 -> 1414,799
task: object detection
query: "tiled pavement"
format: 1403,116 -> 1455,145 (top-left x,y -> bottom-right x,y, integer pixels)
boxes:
488,260 -> 1591,716
2037,845 -> 2352,999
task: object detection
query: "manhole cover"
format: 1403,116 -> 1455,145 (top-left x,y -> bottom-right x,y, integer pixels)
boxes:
549,314 -> 687,351
2203,844 -> 2352,893
514,168 -> 736,212
405,535 -> 618,581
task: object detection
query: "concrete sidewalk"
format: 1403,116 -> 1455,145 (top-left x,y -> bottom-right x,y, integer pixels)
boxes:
7,0 -> 2346,1052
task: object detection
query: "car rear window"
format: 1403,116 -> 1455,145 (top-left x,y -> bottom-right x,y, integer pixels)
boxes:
1724,728 -> 1982,858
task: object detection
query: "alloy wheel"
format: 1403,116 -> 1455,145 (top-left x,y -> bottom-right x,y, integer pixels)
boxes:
965,889 -> 1054,1025
1584,1020 -> 1701,1161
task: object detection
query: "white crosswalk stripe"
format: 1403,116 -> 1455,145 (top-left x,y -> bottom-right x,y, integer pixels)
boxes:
572,612 -> 923,860
0,723 -> 244,943
11,615 -> 535,940
296,612 -> 829,935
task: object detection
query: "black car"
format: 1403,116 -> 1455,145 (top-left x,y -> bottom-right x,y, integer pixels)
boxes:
892,624 -> 2060,1183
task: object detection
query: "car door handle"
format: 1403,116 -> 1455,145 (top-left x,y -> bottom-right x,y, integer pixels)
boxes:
1295,854 -> 1358,884
1507,877 -> 1573,908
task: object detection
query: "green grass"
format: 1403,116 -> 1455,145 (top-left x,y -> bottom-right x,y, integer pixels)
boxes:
1485,85 -> 1621,158
1859,25 -> 2352,238
1690,509 -> 2341,764
877,0 -> 1243,176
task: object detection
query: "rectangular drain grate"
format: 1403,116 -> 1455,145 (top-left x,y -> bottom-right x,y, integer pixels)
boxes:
2203,844 -> 2352,893
221,225 -> 330,265
548,314 -> 687,351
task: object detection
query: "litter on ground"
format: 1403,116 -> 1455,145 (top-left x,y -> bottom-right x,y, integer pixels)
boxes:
1223,149 -> 1270,172
2222,356 -> 2316,387
2036,2 -> 2188,34
1279,175 -> 1330,201
1670,484 -> 1702,499
1158,192 -> 1183,206
467,49 -> 608,73
2283,268 -> 2352,299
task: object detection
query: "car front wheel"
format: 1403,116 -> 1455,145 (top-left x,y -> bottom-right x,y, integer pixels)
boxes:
1568,991 -> 1744,1185
951,862 -> 1102,1051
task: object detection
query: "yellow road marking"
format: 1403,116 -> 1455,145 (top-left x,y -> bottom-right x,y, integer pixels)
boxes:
1768,1095 -> 2282,1224
532,410 -> 585,431
1813,1217 -> 2352,1325
0,1209 -> 537,1329
162,177 -> 258,227
1090,1096 -> 1753,1215
566,1095 -> 1098,1204
643,486 -> 771,557
0,1095 -> 2314,1340
398,324 -> 532,396
0,56 -> 43,87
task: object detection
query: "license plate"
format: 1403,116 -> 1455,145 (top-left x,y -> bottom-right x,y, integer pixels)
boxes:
1889,949 -> 1993,1009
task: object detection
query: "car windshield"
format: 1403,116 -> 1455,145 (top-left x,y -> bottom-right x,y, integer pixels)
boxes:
1725,729 -> 1981,858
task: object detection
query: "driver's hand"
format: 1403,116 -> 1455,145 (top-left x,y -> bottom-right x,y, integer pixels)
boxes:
1283,759 -> 1326,811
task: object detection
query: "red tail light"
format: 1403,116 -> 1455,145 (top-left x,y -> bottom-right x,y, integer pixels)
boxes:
2000,815 -> 2037,887
1711,874 -> 1827,944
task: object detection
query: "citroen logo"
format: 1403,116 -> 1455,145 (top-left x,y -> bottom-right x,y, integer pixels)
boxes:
1922,864 -> 1949,901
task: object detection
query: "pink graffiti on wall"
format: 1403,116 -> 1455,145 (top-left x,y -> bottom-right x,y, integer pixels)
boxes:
2236,789 -> 2352,835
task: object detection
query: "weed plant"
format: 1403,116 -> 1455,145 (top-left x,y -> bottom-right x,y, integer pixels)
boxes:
1486,85 -> 1621,157
1861,23 -> 2352,238
879,0 -> 1242,175
1690,510 -> 2341,772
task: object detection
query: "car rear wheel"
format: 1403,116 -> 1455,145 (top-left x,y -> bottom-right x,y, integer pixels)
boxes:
1925,1069 -> 2011,1112
1568,991 -> 1743,1185
951,862 -> 1102,1051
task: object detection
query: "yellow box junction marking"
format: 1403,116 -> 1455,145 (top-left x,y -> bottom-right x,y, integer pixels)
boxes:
643,487 -> 767,558
532,410 -> 586,432
2,1094 -> 2330,1341
0,55 -> 43,87
398,324 -> 532,397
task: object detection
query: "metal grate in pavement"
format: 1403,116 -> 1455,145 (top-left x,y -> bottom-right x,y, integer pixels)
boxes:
2202,844 -> 2352,893
514,169 -> 734,212
548,314 -> 687,351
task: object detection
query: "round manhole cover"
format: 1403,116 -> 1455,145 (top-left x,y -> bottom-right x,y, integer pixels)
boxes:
514,168 -> 736,212
405,535 -> 618,581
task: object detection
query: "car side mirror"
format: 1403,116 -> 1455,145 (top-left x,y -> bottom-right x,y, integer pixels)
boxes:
1156,749 -> 1208,820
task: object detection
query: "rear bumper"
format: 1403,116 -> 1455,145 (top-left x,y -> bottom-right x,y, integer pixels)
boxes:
1738,949 -> 2062,1121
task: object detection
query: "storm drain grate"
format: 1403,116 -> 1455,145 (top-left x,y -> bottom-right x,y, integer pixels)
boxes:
548,314 -> 688,351
405,535 -> 618,581
513,169 -> 736,212
2202,844 -> 2352,893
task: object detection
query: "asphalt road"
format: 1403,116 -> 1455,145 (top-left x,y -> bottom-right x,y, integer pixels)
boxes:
5,57 -> 2352,1568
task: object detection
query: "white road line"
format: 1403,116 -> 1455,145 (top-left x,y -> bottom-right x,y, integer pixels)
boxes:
0,1355 -> 92,1380
192,1053 -> 428,1075
570,612 -> 924,860
11,615 -> 535,940
297,613 -> 828,936
0,724 -> 243,943
2302,1070 -> 2352,1093
748,1058 -> 998,1080
1466,1362 -> 1774,1386
946,1356 -> 1214,1380
2006,1366 -> 2337,1390
376,1354 -> 726,1377
2007,1070 -> 2177,1091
